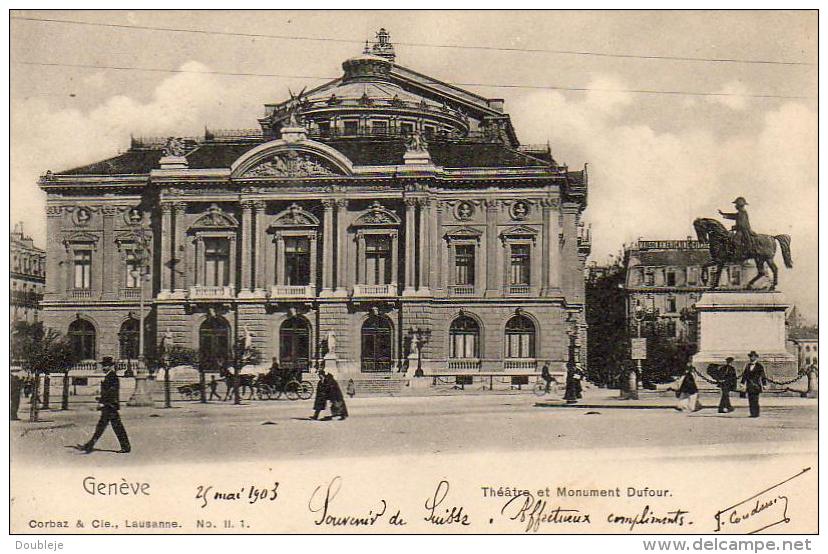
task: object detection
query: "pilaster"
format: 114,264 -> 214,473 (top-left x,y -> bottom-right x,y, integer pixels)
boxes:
172,202 -> 187,297
253,201 -> 267,294
320,199 -> 335,296
158,203 -> 173,298
402,197 -> 417,295
417,198 -> 431,295
484,199 -> 500,297
334,198 -> 349,296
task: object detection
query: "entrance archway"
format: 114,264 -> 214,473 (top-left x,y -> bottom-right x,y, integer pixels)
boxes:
361,315 -> 393,373
199,316 -> 230,369
280,317 -> 310,373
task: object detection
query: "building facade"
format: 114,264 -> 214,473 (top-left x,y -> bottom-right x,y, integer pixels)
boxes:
624,238 -> 755,345
10,223 -> 46,324
39,30 -> 589,380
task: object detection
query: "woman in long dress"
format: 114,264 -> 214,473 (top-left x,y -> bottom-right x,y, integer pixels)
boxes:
676,366 -> 701,413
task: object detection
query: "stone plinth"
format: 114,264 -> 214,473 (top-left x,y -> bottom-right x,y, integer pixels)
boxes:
692,291 -> 797,387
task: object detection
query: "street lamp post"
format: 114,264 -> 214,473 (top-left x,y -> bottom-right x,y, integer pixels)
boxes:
127,228 -> 154,407
408,327 -> 431,377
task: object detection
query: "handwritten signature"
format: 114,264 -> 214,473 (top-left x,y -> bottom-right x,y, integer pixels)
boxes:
714,467 -> 810,534
424,480 -> 470,525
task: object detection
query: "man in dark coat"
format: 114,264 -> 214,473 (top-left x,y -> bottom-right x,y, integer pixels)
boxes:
10,370 -> 23,421
78,357 -> 131,453
540,364 -> 553,394
741,351 -> 768,418
717,357 -> 737,413
311,368 -> 328,420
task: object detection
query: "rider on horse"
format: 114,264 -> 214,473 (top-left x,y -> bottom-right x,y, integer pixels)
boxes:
718,197 -> 758,260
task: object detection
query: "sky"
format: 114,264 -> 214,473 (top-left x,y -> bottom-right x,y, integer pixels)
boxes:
9,10 -> 818,321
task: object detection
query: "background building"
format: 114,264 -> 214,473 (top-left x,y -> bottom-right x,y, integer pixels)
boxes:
10,222 -> 46,324
38,30 -> 589,385
587,238 -> 756,384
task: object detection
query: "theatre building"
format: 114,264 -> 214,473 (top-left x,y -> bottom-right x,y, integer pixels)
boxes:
39,30 -> 590,383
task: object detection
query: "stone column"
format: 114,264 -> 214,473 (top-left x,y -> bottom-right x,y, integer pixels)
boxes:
417,198 -> 430,294
101,205 -> 117,298
240,201 -> 253,293
254,201 -> 266,294
275,233 -> 285,286
309,232 -> 318,291
173,202 -> 187,295
541,199 -> 552,296
335,199 -> 348,296
484,199 -> 500,297
390,231 -> 399,290
429,200 -> 441,292
45,206 -> 63,298
403,198 -> 417,295
320,200 -> 334,295
159,203 -> 173,296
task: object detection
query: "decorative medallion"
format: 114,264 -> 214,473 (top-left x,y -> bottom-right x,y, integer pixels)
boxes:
244,150 -> 337,178
455,201 -> 475,221
73,207 -> 93,226
510,200 -> 530,221
124,207 -> 143,226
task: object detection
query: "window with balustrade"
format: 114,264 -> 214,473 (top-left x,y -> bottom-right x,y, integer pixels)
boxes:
449,316 -> 480,359
284,237 -> 311,286
73,250 -> 92,289
509,244 -> 531,286
365,235 -> 392,285
204,238 -> 230,287
69,318 -> 96,360
454,244 -> 475,286
505,315 -> 535,358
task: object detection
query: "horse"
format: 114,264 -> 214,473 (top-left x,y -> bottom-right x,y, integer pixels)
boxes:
219,366 -> 256,400
693,218 -> 793,290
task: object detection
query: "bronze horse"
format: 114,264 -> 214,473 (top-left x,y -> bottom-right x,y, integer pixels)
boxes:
693,218 -> 792,290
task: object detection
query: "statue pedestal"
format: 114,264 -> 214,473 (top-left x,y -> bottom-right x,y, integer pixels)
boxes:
322,353 -> 339,375
691,291 -> 797,386
127,367 -> 155,407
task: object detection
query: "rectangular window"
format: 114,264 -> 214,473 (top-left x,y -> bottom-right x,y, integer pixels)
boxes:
454,245 -> 475,286
399,121 -> 414,135
125,251 -> 140,288
687,267 -> 698,285
73,250 -> 92,289
423,124 -> 436,138
365,235 -> 392,285
317,121 -> 331,137
343,120 -> 358,136
645,271 -> 655,286
666,269 -> 676,287
510,244 -> 531,285
667,297 -> 677,313
204,238 -> 230,287
665,320 -> 677,337
371,120 -> 388,136
284,237 -> 311,286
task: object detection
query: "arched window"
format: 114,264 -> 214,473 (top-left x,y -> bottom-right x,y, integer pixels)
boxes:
280,317 -> 311,373
199,317 -> 230,369
361,315 -> 393,373
69,319 -> 96,360
505,315 -> 535,358
449,316 -> 480,359
118,318 -> 140,360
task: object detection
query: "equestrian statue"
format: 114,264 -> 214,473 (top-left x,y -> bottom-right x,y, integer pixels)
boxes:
693,197 -> 792,290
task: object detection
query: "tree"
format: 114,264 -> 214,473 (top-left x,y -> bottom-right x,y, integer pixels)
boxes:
12,322 -> 78,420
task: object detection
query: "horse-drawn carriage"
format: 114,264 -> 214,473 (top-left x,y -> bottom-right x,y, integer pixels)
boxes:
251,367 -> 313,400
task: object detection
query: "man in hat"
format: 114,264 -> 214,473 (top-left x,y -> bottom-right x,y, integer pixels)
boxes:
741,351 -> 768,418
77,357 -> 131,453
719,197 -> 757,259
717,357 -> 738,413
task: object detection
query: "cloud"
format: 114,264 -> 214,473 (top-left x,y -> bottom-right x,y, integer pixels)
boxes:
511,79 -> 817,319
707,80 -> 750,110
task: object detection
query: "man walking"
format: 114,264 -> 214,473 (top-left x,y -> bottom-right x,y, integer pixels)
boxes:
741,351 -> 768,418
77,357 -> 131,453
208,375 -> 221,401
718,357 -> 737,413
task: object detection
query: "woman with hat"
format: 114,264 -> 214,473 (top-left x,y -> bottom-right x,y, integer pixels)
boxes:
741,351 -> 768,418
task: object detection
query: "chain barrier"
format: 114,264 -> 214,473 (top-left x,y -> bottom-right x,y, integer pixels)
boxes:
691,366 -> 722,385
765,368 -> 806,386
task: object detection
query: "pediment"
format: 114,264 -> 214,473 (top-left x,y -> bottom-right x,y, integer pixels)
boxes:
352,201 -> 401,227
231,139 -> 353,178
190,204 -> 239,230
270,204 -> 320,228
444,226 -> 483,242
501,224 -> 538,237
63,231 -> 99,251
